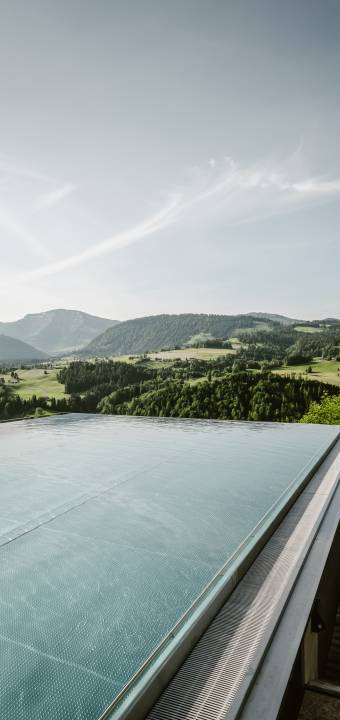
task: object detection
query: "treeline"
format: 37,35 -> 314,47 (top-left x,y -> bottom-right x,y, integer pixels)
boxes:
238,328 -> 297,351
190,338 -> 232,349
3,357 -> 339,424
238,327 -> 340,364
57,360 -> 156,394
54,359 -> 340,424
0,385 -> 49,420
98,372 -> 339,423
289,335 -> 339,361
57,356 -> 239,395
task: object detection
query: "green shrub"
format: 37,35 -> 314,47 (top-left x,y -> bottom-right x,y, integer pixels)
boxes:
300,395 -> 340,425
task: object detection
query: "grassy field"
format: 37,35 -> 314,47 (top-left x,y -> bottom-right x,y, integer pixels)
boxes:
148,347 -> 236,361
234,322 -> 272,334
0,367 -> 68,399
228,338 -> 242,349
109,354 -> 139,363
274,359 -> 340,387
293,325 -> 324,333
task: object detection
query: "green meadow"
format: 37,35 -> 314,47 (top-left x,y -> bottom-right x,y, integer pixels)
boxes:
0,367 -> 68,400
274,359 -> 340,387
148,347 -> 236,361
294,325 -> 325,334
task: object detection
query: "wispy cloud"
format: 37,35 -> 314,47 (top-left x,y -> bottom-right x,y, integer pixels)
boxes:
168,154 -> 340,224
11,196 -> 181,282
0,158 -> 76,260
293,177 -> 340,195
0,156 -> 53,183
4,153 -> 340,283
0,206 -> 49,259
35,183 -> 77,211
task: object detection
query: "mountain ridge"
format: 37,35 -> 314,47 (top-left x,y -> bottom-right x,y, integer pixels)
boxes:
0,309 -> 119,355
245,312 -> 302,325
0,334 -> 48,361
81,312 -> 295,357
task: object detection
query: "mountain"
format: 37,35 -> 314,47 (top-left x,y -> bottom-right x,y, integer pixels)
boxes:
0,309 -> 119,355
246,312 -> 301,325
82,313 -> 275,357
0,335 -> 48,361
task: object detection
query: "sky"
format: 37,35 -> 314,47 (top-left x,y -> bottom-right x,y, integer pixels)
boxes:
0,0 -> 339,322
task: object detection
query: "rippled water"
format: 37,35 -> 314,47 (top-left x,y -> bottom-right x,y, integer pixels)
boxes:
0,415 -> 338,719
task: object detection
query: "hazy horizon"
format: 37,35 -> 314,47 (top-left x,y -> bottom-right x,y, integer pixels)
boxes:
1,306 -> 337,325
1,0 -> 339,321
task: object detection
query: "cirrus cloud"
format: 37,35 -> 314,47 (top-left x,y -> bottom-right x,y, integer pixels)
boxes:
3,152 -> 340,285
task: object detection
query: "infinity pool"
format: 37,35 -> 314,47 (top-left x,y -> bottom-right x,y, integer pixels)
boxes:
0,415 -> 338,719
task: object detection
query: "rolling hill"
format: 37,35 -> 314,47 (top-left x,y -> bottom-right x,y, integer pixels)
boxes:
82,313 -> 277,357
0,335 -> 48,361
0,309 -> 119,355
246,312 -> 301,325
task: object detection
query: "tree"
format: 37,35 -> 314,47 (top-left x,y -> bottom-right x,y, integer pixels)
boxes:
300,395 -> 340,425
286,352 -> 311,366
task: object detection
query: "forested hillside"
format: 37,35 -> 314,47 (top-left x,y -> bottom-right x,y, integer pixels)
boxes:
57,360 -> 155,394
98,372 -> 338,422
245,312 -> 300,324
52,359 -> 340,423
82,313 -> 271,356
2,352 -> 339,423
82,313 -> 340,359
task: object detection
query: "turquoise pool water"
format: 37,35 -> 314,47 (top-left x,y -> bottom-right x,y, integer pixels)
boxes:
0,415 -> 338,719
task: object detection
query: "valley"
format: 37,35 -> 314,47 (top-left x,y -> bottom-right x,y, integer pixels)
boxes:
1,310 -> 339,424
